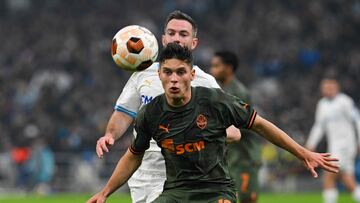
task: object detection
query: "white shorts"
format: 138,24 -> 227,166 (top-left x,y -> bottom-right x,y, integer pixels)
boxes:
330,147 -> 356,175
128,151 -> 166,203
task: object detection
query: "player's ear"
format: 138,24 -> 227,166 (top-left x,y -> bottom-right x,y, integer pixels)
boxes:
225,64 -> 233,74
191,37 -> 198,50
162,35 -> 166,47
190,68 -> 195,81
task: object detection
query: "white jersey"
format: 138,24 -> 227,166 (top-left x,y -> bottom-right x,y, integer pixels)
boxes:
115,62 -> 220,152
306,93 -> 360,172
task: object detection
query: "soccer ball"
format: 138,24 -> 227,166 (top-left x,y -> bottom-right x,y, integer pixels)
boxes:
111,25 -> 159,71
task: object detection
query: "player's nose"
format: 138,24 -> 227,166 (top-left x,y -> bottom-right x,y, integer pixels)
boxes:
172,34 -> 181,44
169,73 -> 178,82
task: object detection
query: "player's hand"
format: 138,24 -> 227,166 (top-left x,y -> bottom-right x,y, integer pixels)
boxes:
96,134 -> 115,159
302,151 -> 339,178
225,125 -> 241,143
86,192 -> 107,203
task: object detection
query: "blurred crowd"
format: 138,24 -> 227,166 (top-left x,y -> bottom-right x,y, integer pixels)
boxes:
0,0 -> 359,193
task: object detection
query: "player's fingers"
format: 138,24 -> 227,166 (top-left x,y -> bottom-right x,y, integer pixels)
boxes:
97,198 -> 105,203
86,196 -> 97,203
323,161 -> 340,169
310,167 -> 318,178
96,143 -> 104,158
322,162 -> 339,173
323,157 -> 339,162
99,139 -> 110,153
320,153 -> 332,157
108,138 -> 115,146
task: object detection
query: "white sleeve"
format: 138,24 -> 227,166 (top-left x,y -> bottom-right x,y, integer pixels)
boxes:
306,102 -> 325,149
348,99 -> 360,145
192,65 -> 220,88
114,73 -> 141,118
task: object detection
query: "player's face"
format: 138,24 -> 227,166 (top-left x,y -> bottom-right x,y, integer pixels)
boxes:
158,59 -> 195,106
321,79 -> 339,98
210,56 -> 228,83
162,19 -> 198,50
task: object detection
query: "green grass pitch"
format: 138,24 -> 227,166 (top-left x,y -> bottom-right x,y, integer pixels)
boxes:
0,193 -> 354,203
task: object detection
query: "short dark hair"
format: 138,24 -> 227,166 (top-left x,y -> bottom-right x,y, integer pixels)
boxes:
322,71 -> 339,81
164,10 -> 198,37
214,51 -> 238,72
159,43 -> 193,67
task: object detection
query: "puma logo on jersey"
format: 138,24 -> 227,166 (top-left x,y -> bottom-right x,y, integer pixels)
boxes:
160,139 -> 205,155
141,95 -> 153,104
159,124 -> 170,133
160,139 -> 174,152
143,80 -> 152,86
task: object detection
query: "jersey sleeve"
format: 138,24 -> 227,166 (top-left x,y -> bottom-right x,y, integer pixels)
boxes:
192,66 -> 220,88
130,106 -> 152,155
114,73 -> 141,118
217,90 -> 257,129
306,101 -> 325,149
345,97 -> 360,145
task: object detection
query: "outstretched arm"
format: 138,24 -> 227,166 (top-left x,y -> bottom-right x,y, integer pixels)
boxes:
251,115 -> 339,178
96,111 -> 133,158
87,149 -> 143,203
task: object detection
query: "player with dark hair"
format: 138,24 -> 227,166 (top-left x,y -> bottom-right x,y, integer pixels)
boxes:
88,43 -> 339,203
95,10 -> 240,203
211,51 -> 261,203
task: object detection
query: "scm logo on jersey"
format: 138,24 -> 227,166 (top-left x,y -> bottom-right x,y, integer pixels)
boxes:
160,139 -> 205,155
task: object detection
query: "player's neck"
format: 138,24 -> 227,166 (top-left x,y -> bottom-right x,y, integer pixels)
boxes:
222,75 -> 234,86
165,88 -> 192,107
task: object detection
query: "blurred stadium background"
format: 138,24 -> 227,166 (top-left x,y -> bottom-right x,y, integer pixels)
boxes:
0,0 -> 359,202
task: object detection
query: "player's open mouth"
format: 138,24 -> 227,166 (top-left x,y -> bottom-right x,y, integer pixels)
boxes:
170,87 -> 180,93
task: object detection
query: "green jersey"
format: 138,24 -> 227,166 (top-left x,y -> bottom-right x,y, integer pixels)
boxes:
131,86 -> 257,192
222,78 -> 261,167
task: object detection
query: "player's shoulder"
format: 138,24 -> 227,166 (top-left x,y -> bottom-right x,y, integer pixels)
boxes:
192,65 -> 220,88
337,93 -> 354,104
195,86 -> 228,102
193,65 -> 212,78
140,93 -> 163,113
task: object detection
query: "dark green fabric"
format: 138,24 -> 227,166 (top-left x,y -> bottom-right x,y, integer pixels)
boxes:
153,188 -> 237,203
132,87 -> 256,193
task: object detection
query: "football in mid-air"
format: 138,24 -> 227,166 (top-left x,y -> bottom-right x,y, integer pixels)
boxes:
111,25 -> 158,71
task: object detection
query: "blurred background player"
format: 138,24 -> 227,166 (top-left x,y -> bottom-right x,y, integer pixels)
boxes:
96,10 -> 240,203
210,51 -> 262,203
306,76 -> 360,203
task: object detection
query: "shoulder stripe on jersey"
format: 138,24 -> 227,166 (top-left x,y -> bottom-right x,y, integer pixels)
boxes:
247,110 -> 257,129
129,146 -> 144,155
114,105 -> 137,118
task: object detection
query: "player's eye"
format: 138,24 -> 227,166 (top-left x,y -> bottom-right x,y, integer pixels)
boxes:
163,70 -> 172,75
176,70 -> 186,76
167,31 -> 175,36
180,33 -> 188,37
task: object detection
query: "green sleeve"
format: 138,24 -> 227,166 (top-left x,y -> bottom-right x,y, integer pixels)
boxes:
130,106 -> 152,155
217,91 -> 257,129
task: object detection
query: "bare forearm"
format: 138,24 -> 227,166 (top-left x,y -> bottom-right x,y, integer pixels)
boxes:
252,115 -> 306,160
106,111 -> 133,140
101,149 -> 142,197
